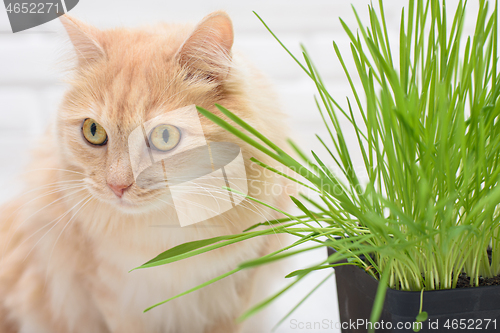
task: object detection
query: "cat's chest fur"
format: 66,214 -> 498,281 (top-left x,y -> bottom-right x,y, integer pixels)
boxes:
4,200 -> 266,333
73,212 -> 263,333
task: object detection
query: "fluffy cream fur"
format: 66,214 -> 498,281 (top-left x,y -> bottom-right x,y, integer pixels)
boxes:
0,12 -> 289,333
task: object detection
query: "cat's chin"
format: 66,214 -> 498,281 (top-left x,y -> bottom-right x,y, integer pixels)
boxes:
106,197 -> 153,215
116,199 -> 136,208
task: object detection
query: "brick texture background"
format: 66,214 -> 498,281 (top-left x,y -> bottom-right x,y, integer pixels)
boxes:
0,1 -> 482,332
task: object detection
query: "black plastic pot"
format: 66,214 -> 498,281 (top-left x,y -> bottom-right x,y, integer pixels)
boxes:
328,247 -> 500,332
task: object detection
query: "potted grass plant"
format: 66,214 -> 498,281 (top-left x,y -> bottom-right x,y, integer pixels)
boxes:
132,0 -> 500,332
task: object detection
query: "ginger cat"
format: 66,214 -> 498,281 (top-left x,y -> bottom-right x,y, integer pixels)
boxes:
0,12 -> 289,333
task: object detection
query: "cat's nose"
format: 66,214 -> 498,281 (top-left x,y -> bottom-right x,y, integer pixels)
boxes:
108,183 -> 132,198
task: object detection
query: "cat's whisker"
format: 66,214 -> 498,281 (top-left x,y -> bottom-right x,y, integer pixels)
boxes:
238,199 -> 286,246
22,193 -> 91,263
19,168 -> 86,177
160,181 -> 246,201
5,186 -> 88,235
155,194 -> 277,232
1,187 -> 88,263
0,180 -> 86,223
167,184 -> 235,213
155,180 -> 267,229
154,197 -> 226,222
145,200 -> 185,225
1,183 -> 87,227
11,219 -> 57,256
17,179 -> 85,195
45,195 -> 94,284
152,193 -> 239,229
145,172 -> 288,216
146,199 -> 170,215
157,183 -> 286,240
160,174 -> 284,186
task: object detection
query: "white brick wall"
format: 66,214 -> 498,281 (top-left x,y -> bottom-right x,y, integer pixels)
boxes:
0,1 -> 483,332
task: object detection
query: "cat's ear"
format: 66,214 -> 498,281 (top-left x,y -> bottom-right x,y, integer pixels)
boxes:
175,11 -> 234,81
60,15 -> 105,65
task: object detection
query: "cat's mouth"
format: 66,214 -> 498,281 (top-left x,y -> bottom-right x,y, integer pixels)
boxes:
114,197 -> 138,208
85,181 -> 140,209
109,197 -> 148,214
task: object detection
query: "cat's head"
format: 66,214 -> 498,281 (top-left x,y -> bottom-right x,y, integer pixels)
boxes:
56,12 -> 254,216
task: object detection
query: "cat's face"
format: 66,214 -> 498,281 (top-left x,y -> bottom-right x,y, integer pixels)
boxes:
56,13 -> 241,214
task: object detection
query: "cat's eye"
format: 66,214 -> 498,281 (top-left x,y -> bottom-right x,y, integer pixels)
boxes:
82,118 -> 108,146
149,124 -> 181,151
